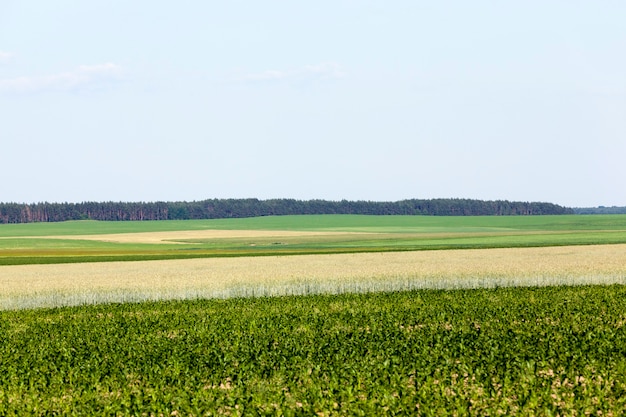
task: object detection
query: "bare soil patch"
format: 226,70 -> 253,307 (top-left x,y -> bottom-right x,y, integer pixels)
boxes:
31,229 -> 368,244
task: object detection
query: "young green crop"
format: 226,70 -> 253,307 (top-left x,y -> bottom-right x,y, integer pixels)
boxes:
3,214 -> 626,237
2,214 -> 626,265
1,285 -> 625,415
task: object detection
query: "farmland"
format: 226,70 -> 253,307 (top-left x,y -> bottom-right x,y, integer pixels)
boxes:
2,214 -> 626,310
2,244 -> 626,311
1,286 -> 626,415
1,214 -> 626,266
1,214 -> 626,414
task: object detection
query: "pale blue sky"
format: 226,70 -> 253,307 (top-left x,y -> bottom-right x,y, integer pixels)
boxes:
1,1 -> 625,207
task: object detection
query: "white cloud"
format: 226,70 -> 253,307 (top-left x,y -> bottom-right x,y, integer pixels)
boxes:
302,62 -> 346,79
0,62 -> 123,94
243,62 -> 346,84
0,51 -> 13,63
245,69 -> 290,82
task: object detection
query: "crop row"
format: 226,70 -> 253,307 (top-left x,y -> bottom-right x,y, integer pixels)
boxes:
3,244 -> 626,311
1,285 -> 625,415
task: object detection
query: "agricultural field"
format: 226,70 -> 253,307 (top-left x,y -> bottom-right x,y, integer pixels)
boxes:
2,214 -> 626,310
1,214 -> 626,414
1,286 -> 626,415
1,214 -> 626,265
2,244 -> 626,311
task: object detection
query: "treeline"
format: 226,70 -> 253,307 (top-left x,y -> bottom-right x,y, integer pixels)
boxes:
572,206 -> 626,215
0,199 -> 573,224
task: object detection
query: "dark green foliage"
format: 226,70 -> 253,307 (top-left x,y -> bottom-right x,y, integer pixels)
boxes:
0,198 -> 573,223
1,286 -> 626,415
574,206 -> 626,215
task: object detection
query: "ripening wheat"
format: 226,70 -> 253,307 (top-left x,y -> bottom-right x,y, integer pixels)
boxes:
2,244 -> 625,309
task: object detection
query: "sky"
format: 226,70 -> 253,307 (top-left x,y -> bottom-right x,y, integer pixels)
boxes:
1,1 -> 625,207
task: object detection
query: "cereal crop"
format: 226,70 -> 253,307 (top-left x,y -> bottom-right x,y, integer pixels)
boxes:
2,244 -> 625,310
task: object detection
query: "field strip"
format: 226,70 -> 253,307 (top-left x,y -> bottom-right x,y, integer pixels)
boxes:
2,244 -> 625,310
10,229 -> 371,244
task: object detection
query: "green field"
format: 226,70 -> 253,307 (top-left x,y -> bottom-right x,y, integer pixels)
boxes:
2,214 -> 626,265
2,286 -> 625,415
3,214 -> 626,235
2,214 -> 626,414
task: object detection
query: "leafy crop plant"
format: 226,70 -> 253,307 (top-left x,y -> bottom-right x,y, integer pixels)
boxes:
1,285 -> 625,415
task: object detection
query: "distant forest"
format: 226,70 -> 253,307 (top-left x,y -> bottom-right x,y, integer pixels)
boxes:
572,206 -> 626,215
0,199 -> 573,224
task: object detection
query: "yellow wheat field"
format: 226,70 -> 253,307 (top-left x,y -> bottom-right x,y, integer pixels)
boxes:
2,244 -> 626,310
